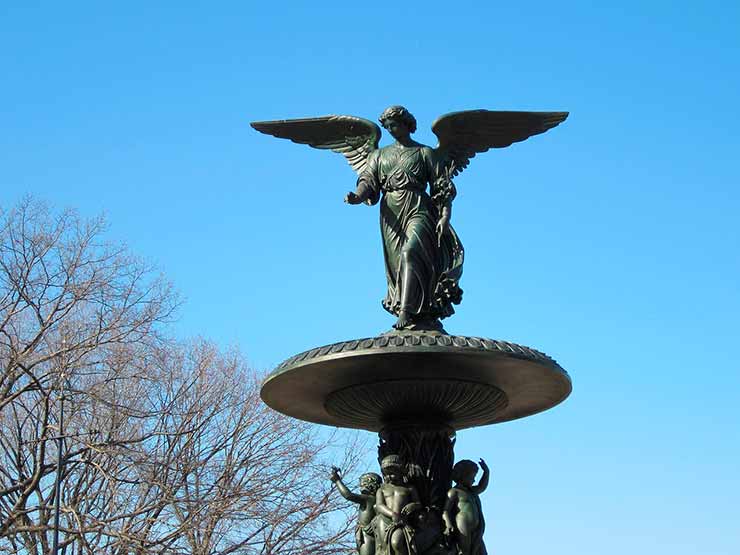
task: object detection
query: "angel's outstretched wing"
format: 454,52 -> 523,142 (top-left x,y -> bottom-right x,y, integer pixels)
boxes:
432,110 -> 569,177
251,115 -> 382,175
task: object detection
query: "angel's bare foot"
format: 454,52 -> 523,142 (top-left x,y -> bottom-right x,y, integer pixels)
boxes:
394,311 -> 413,330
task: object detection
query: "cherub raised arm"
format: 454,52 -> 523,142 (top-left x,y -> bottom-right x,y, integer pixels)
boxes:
252,107 -> 567,331
443,459 -> 491,555
330,466 -> 381,555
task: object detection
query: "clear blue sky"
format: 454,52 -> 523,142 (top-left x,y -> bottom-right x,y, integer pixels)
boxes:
2,1 -> 739,553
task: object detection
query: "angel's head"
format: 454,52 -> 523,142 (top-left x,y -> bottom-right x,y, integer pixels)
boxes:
379,105 -> 417,140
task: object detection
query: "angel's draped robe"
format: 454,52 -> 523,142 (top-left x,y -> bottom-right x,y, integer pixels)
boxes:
356,142 -> 464,324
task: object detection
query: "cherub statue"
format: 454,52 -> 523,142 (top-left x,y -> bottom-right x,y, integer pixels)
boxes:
252,107 -> 567,331
374,455 -> 423,555
442,459 -> 490,555
330,466 -> 382,555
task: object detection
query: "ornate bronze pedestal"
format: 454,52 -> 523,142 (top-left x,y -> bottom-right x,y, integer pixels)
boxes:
261,332 -> 570,555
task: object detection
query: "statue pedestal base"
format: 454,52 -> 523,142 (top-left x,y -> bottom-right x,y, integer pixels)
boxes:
262,331 -> 571,555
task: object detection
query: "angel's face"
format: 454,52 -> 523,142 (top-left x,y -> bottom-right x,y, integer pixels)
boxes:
385,119 -> 410,142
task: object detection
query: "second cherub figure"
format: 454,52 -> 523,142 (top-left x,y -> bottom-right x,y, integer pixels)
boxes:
442,459 -> 490,555
375,455 -> 423,555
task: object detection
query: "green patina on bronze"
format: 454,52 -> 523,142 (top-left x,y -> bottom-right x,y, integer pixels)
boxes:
252,106 -> 568,331
252,105 -> 571,555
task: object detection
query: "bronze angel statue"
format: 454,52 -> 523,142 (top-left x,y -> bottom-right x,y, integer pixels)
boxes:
252,106 -> 568,331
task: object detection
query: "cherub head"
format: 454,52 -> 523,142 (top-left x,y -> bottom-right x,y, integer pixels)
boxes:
380,454 -> 406,485
379,105 -> 417,140
359,472 -> 382,494
451,459 -> 478,487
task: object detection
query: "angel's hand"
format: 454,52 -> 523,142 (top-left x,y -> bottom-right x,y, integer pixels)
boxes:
345,191 -> 363,205
329,466 -> 341,482
436,215 -> 450,246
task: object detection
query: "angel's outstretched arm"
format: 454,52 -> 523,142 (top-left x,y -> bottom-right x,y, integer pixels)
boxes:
345,151 -> 381,206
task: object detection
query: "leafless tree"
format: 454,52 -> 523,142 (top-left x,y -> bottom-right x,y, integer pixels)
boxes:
0,197 -> 176,544
0,199 -> 359,555
106,341 -> 358,555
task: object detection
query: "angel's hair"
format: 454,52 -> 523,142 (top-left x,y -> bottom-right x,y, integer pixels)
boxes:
379,105 -> 417,134
451,459 -> 478,482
